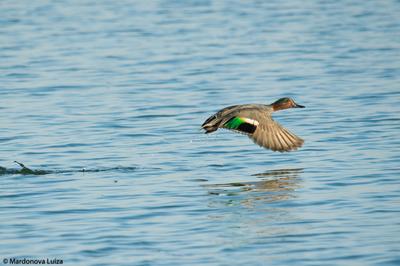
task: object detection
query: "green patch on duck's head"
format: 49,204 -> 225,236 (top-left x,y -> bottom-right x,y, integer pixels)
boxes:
272,97 -> 305,111
273,97 -> 292,105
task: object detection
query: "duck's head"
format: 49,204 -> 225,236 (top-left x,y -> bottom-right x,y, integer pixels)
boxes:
271,97 -> 305,111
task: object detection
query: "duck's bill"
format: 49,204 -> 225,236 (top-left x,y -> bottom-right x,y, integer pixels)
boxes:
294,103 -> 305,108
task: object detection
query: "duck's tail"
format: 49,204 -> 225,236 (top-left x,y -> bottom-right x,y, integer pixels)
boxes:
201,114 -> 219,134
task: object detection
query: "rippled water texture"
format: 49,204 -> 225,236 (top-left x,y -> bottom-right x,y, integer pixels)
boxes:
1,1 -> 400,265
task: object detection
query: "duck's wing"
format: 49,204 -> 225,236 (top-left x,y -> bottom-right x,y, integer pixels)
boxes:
222,112 -> 303,152
250,116 -> 304,152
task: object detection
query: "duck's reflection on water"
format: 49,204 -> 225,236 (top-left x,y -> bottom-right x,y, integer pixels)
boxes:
204,169 -> 304,239
204,168 -> 303,206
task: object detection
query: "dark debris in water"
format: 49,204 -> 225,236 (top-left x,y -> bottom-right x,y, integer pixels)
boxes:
0,161 -> 138,176
8,161 -> 53,175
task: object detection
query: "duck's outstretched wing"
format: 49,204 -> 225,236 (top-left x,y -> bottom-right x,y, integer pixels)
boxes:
250,117 -> 304,152
222,114 -> 303,152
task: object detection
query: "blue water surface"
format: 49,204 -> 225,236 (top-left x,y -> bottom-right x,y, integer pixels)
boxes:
1,1 -> 400,265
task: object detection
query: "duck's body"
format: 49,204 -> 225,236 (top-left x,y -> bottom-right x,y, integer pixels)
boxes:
201,98 -> 305,152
